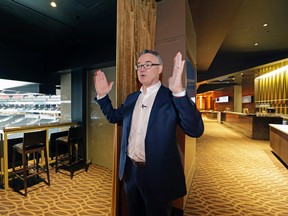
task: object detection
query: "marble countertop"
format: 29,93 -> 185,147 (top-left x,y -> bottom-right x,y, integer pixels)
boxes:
269,124 -> 288,135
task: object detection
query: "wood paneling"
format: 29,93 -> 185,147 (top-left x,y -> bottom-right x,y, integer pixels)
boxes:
255,63 -> 288,114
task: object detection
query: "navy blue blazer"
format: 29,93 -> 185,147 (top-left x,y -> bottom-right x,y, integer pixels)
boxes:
96,85 -> 204,201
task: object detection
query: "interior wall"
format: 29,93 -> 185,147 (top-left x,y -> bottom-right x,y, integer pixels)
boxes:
199,77 -> 256,113
156,0 -> 197,210
242,77 -> 255,113
155,0 -> 186,86
184,0 -> 198,208
213,86 -> 234,111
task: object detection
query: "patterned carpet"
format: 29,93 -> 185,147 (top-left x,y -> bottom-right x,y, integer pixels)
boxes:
185,117 -> 288,216
0,164 -> 112,216
2,118 -> 288,216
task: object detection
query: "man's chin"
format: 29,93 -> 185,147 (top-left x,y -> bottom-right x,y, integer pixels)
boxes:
138,78 -> 147,84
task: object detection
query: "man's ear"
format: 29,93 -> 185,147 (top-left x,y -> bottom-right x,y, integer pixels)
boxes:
158,65 -> 163,74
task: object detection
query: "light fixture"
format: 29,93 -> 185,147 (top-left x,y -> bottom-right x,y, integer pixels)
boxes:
50,1 -> 57,7
254,42 -> 259,46
255,65 -> 288,79
263,23 -> 268,27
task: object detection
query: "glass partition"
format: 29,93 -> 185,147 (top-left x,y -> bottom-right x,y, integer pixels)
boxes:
87,66 -> 116,169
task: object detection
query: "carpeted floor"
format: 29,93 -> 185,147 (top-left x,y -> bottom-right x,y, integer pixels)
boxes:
1,117 -> 288,216
0,164 -> 112,215
184,117 -> 288,216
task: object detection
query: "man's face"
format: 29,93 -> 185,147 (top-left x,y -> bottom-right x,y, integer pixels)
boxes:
136,53 -> 163,88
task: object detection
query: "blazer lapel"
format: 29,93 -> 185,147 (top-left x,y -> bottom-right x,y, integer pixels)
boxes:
125,90 -> 141,128
146,86 -> 167,131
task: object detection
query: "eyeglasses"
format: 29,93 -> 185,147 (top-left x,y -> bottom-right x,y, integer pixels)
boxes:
135,62 -> 161,70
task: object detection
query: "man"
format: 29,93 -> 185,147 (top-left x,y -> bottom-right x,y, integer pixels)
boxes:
94,49 -> 204,216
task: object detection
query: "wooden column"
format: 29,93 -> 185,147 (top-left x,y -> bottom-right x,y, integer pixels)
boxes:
113,1 -> 157,215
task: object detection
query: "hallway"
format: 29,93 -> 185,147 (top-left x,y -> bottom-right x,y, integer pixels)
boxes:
185,117 -> 288,216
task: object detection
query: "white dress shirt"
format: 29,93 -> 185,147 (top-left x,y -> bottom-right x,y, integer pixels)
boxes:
127,81 -> 161,162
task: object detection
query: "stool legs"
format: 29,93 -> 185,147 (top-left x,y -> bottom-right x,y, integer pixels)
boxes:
12,150 -> 50,196
68,144 -> 73,179
55,140 -> 59,173
22,152 -> 28,196
44,149 -> 50,186
12,149 -> 28,196
12,149 -> 16,186
55,140 -> 86,179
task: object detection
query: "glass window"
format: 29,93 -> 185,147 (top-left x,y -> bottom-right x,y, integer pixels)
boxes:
87,66 -> 116,169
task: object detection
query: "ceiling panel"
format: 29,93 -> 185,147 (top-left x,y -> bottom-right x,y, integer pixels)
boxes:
0,0 -> 116,50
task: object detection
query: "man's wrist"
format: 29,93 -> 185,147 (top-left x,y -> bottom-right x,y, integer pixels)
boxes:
172,89 -> 186,97
96,94 -> 107,100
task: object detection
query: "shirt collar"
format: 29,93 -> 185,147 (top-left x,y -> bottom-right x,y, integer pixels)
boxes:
140,81 -> 161,94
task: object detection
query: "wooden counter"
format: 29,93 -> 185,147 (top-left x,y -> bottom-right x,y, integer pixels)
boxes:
221,112 -> 283,140
203,111 -> 219,119
269,124 -> 288,166
0,121 -> 78,190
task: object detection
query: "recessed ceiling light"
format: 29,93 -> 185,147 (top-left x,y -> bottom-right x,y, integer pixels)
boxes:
50,1 -> 57,7
263,23 -> 268,27
254,42 -> 259,46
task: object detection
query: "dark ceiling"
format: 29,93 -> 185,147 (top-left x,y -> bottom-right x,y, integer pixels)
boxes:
1,0 -> 288,93
0,0 -> 117,84
189,0 -> 288,92
0,0 -> 116,51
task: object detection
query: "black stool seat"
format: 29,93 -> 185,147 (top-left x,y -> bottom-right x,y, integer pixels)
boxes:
55,126 -> 87,179
12,130 -> 50,196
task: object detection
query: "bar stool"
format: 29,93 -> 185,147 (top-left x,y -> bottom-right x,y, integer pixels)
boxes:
55,126 -> 87,179
49,130 -> 68,160
12,130 -> 50,196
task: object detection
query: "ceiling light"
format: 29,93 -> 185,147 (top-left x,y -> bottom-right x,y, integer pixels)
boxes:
254,42 -> 259,46
50,1 -> 57,7
263,23 -> 268,27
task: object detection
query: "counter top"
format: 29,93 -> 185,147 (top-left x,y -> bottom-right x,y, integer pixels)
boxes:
201,110 -> 220,113
222,111 -> 284,117
222,111 -> 244,115
2,121 -> 77,133
269,124 -> 288,135
222,111 -> 258,116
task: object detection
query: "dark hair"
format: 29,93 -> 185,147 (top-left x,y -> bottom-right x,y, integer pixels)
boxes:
139,49 -> 163,65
